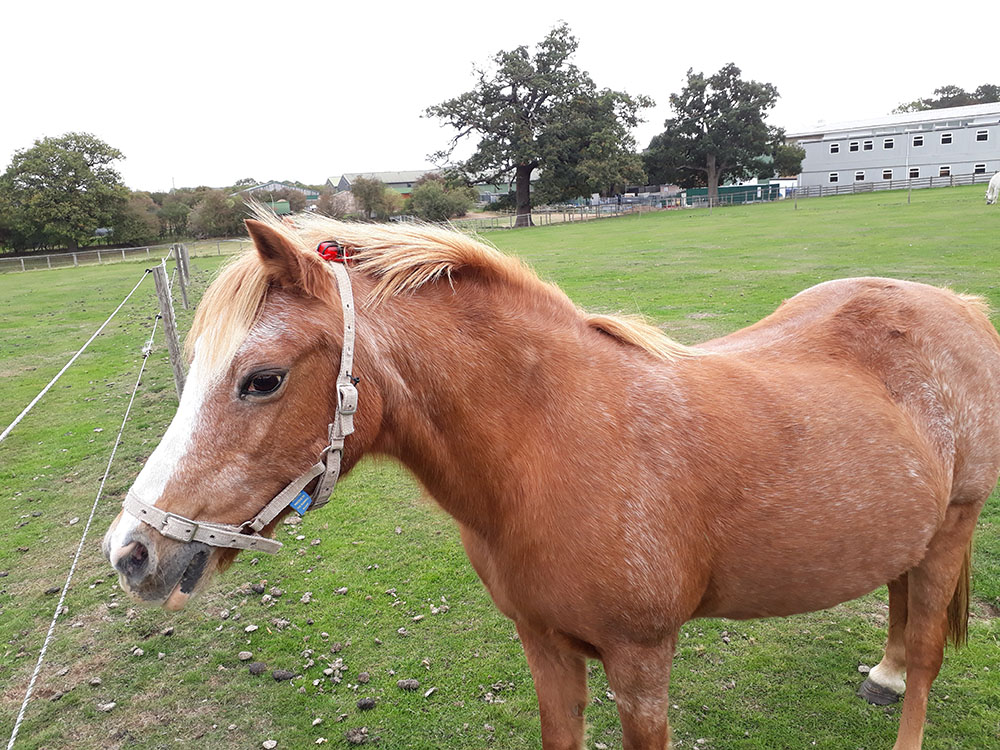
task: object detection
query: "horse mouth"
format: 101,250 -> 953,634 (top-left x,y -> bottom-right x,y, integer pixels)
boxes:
165,548 -> 210,611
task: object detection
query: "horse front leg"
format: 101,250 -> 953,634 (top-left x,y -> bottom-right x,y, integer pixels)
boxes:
602,636 -> 677,750
517,623 -> 589,750
860,574 -> 908,704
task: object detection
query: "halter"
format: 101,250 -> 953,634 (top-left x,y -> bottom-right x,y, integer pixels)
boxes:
122,242 -> 358,555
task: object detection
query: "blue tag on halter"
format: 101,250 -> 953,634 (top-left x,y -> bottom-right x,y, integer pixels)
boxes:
290,490 -> 313,516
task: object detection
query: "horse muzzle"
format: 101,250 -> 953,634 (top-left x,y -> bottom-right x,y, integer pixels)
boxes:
105,526 -> 212,610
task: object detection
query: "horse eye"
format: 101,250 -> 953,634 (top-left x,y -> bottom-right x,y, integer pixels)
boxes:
241,371 -> 285,398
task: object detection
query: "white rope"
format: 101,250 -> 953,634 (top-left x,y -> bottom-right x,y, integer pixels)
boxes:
0,270 -> 151,447
5,314 -> 160,750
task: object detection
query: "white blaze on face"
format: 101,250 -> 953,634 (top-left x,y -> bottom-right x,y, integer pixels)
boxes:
103,343 -> 215,554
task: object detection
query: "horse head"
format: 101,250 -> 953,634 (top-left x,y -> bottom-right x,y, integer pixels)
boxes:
102,219 -> 378,609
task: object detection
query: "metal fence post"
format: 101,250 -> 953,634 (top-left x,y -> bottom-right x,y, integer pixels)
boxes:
152,260 -> 186,399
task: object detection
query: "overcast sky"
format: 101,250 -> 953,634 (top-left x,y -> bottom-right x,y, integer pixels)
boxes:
5,1 -> 999,192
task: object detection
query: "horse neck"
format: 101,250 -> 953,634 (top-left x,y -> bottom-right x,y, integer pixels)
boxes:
361,278 -> 602,535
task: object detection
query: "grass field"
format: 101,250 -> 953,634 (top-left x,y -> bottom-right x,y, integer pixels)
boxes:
1,185 -> 999,749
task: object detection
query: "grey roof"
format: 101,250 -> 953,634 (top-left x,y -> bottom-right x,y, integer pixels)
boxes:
337,170 -> 441,186
789,103 -> 1000,140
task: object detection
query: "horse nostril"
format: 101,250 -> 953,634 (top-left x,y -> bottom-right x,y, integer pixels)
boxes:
115,540 -> 150,581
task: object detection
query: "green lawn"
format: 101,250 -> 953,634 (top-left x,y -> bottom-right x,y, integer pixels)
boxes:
1,185 -> 998,749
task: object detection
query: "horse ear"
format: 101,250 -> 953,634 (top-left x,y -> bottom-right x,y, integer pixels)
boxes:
246,219 -> 327,296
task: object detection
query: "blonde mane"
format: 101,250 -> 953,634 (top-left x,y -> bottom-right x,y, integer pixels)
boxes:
187,210 -> 698,375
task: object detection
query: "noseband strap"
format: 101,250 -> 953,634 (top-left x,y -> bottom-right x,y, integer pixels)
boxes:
123,243 -> 358,554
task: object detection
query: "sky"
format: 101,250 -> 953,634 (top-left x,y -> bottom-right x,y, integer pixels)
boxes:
5,1 -> 999,192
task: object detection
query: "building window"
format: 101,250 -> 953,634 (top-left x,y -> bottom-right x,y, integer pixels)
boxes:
855,171 -> 866,181
830,143 -> 840,154
912,135 -> 924,147
974,163 -> 987,174
939,165 -> 951,177
849,141 -> 859,152
829,173 -> 839,183
883,138 -> 894,149
863,140 -> 873,150
909,167 -> 920,178
882,169 -> 893,180
977,130 -> 989,142
940,132 -> 952,145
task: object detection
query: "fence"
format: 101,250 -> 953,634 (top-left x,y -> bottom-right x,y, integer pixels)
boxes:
0,239 -> 249,274
789,171 -> 995,199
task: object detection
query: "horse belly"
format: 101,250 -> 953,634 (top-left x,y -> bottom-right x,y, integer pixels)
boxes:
695,467 -> 944,620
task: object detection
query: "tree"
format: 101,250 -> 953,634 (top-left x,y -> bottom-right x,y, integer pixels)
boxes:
426,23 -> 651,226
407,178 -> 475,221
351,176 -> 401,220
642,64 -> 788,206
187,190 -> 248,237
158,196 -> 191,237
316,189 -> 354,218
893,84 -> 1000,113
112,191 -> 161,245
0,132 -> 128,251
534,90 -> 649,203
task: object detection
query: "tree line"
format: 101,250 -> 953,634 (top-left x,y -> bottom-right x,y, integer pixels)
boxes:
6,23 -> 986,249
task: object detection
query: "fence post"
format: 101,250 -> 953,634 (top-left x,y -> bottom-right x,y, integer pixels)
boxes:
152,260 -> 186,399
46,255 -> 51,270
97,250 -> 102,264
20,258 -> 25,272
73,253 -> 78,267
173,245 -> 189,310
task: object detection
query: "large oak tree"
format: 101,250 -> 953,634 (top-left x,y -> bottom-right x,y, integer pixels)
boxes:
426,23 -> 650,226
0,133 -> 128,251
643,64 -> 796,206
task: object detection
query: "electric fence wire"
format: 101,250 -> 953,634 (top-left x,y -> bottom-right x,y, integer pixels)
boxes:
5,312 -> 161,750
0,270 -> 152,447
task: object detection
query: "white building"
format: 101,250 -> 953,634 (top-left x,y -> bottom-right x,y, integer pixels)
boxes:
788,103 -> 1000,190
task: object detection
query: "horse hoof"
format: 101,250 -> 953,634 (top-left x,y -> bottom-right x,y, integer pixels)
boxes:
858,678 -> 901,705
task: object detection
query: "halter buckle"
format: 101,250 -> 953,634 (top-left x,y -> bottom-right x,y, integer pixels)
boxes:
338,382 -> 358,416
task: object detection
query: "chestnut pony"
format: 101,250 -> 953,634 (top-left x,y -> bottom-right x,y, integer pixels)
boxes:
103,214 -> 1000,749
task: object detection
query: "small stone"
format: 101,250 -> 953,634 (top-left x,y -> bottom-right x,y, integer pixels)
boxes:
245,624 -> 258,633
335,587 -> 348,595
157,652 -> 165,660
397,678 -> 420,691
394,527 -> 402,534
301,592 -> 313,604
68,517 -> 79,525
357,697 -> 376,711
97,701 -> 116,712
858,664 -> 872,674
423,687 -> 437,698
161,626 -> 174,636
249,662 -> 268,675
45,586 -> 60,595
238,651 -> 253,661
269,587 -> 284,597
412,615 -> 424,622
228,724 -> 237,730
251,583 -> 266,594
132,648 -> 144,657
357,672 -> 370,684
272,669 -> 296,681
330,641 -> 341,652
89,677 -> 102,687
220,609 -> 230,620
311,539 -> 321,546
312,718 -> 323,727
262,741 -> 278,749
